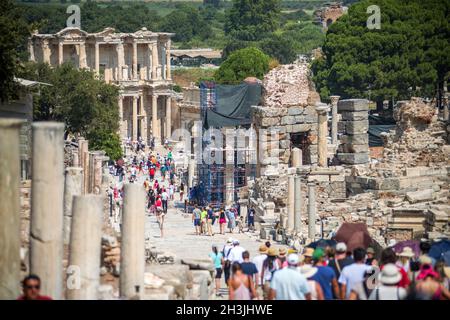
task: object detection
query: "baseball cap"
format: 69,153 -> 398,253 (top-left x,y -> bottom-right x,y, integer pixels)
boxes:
336,242 -> 347,253
312,248 -> 325,261
233,239 -> 240,245
287,253 -> 300,266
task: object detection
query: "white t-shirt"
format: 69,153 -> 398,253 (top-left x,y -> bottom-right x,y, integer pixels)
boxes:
338,263 -> 372,299
161,192 -> 169,201
252,254 -> 267,274
368,285 -> 407,300
229,246 -> 246,263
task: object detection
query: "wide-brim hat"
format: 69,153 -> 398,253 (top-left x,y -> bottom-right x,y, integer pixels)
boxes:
278,247 -> 287,257
379,264 -> 402,285
267,247 -> 278,257
303,247 -> 314,257
226,238 -> 233,244
259,245 -> 268,254
398,246 -> 415,258
300,265 -> 318,278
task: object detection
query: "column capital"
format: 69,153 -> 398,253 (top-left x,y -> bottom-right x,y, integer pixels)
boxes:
315,103 -> 330,114
307,181 -> 317,187
329,95 -> 340,105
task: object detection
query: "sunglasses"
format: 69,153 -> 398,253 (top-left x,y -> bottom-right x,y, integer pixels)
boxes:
25,285 -> 40,290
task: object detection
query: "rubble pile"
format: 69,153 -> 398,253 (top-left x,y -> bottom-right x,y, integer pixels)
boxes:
262,62 -> 318,108
101,235 -> 121,276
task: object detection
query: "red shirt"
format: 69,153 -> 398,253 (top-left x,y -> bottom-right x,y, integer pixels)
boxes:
17,295 -> 52,300
155,199 -> 162,208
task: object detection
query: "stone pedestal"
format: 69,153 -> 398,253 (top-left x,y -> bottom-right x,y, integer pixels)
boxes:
307,182 -> 316,239
66,195 -> 103,300
30,122 -> 65,300
120,184 -> 146,299
316,103 -> 330,167
0,119 -> 23,299
287,175 -> 295,232
330,95 -> 340,145
63,167 -> 83,245
294,176 -> 302,233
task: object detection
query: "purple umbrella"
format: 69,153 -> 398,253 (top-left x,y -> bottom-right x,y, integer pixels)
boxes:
393,240 -> 420,258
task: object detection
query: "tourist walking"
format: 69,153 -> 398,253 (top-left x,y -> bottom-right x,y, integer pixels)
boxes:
209,245 -> 224,297
229,239 -> 246,264
241,251 -> 260,292
192,205 -> 202,236
225,207 -> 236,233
368,264 -> 407,300
328,242 -> 354,279
219,208 -> 227,235
229,263 -> 257,300
17,275 -> 52,300
253,245 -> 268,298
261,247 -> 279,299
247,207 -> 255,231
310,248 -> 340,300
299,264 -> 324,300
206,206 -> 214,236
269,254 -> 311,300
338,248 -> 371,299
223,238 -> 234,286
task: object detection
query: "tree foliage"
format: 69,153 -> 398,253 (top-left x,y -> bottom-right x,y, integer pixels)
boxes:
0,0 -> 30,101
214,47 -> 270,84
312,0 -> 450,103
224,0 -> 281,41
18,62 -> 122,160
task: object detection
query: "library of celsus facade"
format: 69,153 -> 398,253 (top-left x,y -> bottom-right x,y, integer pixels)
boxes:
28,27 -> 174,144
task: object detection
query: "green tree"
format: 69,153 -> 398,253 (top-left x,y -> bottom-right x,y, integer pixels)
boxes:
0,0 -> 30,101
214,47 -> 270,84
312,0 -> 449,105
259,34 -> 297,64
224,0 -> 281,41
18,62 -> 123,160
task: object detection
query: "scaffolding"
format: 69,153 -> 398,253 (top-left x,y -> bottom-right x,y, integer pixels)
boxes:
193,82 -> 256,207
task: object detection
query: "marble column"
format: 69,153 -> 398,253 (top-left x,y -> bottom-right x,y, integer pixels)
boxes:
66,195 -> 103,300
93,153 -> 104,195
79,139 -> 89,194
307,182 -> 316,240
316,103 -> 330,167
0,119 -> 23,299
132,96 -> 138,142
225,165 -> 235,205
118,96 -> 124,138
443,86 -> 449,121
330,95 -> 340,145
28,39 -> 35,62
188,158 -> 196,189
147,44 -> 152,80
72,149 -> 79,167
287,175 -> 295,232
140,93 -> 147,143
30,122 -> 65,300
42,39 -> 51,64
132,41 -> 138,80
292,147 -> 302,167
63,167 -> 83,245
165,96 -> 172,140
152,42 -> 158,80
120,184 -> 146,299
77,138 -> 85,168
79,42 -> 87,69
294,175 -> 302,233
94,43 -> 100,74
152,94 -> 160,144
166,40 -> 171,80
116,43 -> 124,81
58,42 -> 63,65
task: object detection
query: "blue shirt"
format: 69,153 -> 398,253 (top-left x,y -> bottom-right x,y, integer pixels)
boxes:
311,265 -> 337,300
270,267 -> 310,300
209,252 -> 223,269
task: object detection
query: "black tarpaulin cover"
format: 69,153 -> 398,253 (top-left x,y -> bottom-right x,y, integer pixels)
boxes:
203,82 -> 262,128
368,114 -> 396,147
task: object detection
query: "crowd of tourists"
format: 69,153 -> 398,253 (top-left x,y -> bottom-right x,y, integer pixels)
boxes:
208,239 -> 450,300
190,205 -> 256,236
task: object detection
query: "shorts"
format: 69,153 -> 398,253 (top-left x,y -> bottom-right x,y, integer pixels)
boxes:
215,268 -> 223,279
194,218 -> 201,226
219,218 -> 226,224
